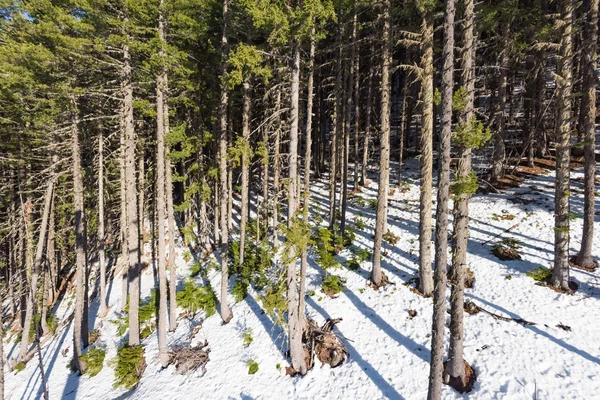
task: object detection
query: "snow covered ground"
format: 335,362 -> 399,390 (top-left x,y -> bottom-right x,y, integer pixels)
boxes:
5,159 -> 600,400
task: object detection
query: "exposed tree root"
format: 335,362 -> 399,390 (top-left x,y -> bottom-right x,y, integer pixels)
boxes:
464,300 -> 535,325
444,360 -> 476,393
170,341 -> 210,375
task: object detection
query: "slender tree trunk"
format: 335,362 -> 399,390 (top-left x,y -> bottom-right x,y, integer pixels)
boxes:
352,5 -> 360,191
418,14 -> 435,297
240,80 -> 251,266
341,16 -> 353,236
273,88 -> 282,248
119,113 -> 128,312
299,27 -> 316,332
398,69 -> 410,183
218,0 -> 233,323
287,38 -> 306,375
491,22 -> 510,183
156,3 -> 169,368
330,15 -> 342,231
371,0 -> 392,287
18,179 -> 54,362
98,133 -> 108,317
124,41 -> 141,346
552,0 -> 574,291
427,0 -> 455,397
0,292 -> 4,400
361,44 -> 375,187
576,0 -> 598,268
70,96 -> 90,370
446,0 -> 476,388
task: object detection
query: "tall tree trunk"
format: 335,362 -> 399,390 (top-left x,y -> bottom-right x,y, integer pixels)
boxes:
352,4 -> 360,191
218,0 -> 233,323
70,96 -> 90,370
119,112 -> 128,312
0,291 -> 4,400
446,0 -> 476,388
273,87 -> 282,248
287,37 -> 306,375
490,21 -> 510,183
18,179 -> 54,362
98,132 -> 108,317
576,0 -> 598,268
341,14 -> 353,236
552,0 -> 574,291
361,44 -> 375,187
156,3 -> 169,367
330,15 -> 342,231
299,27 -> 316,332
371,0 -> 392,287
124,41 -> 141,346
240,80 -> 251,266
427,0 -> 455,397
418,14 -> 435,297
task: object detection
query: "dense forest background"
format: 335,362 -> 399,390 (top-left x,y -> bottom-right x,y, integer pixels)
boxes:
1,0 -> 598,398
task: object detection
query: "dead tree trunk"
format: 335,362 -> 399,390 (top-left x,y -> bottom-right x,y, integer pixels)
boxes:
428,0 -> 455,397
240,80 -> 251,266
371,0 -> 392,288
98,132 -> 108,317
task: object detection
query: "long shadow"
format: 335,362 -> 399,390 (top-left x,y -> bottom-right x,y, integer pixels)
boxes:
470,294 -> 600,366
244,294 -> 287,359
306,297 -> 405,400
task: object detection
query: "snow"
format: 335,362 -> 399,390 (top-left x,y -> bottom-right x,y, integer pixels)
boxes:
5,159 -> 600,400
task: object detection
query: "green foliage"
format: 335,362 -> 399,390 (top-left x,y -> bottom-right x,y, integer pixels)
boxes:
228,136 -> 254,168
433,88 -> 442,106
382,230 -> 400,246
368,198 -> 378,209
452,86 -> 468,112
246,359 -> 259,375
526,267 -> 552,282
492,212 -> 516,221
261,281 -> 287,326
451,171 -> 478,198
14,361 -> 26,373
190,261 -> 202,278
241,329 -> 253,347
321,275 -> 346,297
183,251 -> 192,263
312,227 -> 340,270
282,217 -> 312,265
176,279 -> 217,317
80,347 -> 106,377
492,238 -> 522,261
453,118 -> 492,149
226,44 -> 271,89
342,226 -> 356,248
355,217 -> 366,230
111,345 -> 146,390
351,246 -> 372,262
232,279 -> 249,303
350,195 -> 367,207
180,225 -> 197,246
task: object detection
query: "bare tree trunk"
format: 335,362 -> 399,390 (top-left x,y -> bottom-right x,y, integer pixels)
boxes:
491,22 -> 509,183
156,3 -> 169,368
98,132 -> 108,317
18,179 -> 54,362
240,80 -> 251,266
446,0 -> 476,388
371,0 -> 392,287
0,291 -> 4,400
273,88 -> 282,248
299,27 -> 316,332
70,96 -> 90,370
418,14 -> 435,297
576,0 -> 598,268
119,113 -> 128,312
330,16 -> 342,231
352,5 -> 360,191
361,44 -> 375,187
124,41 -> 141,346
552,0 -> 574,291
287,37 -> 306,375
398,69 -> 410,183
427,0 -> 455,397
341,16 -> 353,236
218,0 -> 233,323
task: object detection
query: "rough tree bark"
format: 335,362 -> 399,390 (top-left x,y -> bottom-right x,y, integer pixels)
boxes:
427,0 -> 455,397
218,0 -> 233,323
371,0 -> 391,287
98,132 -> 108,318
352,3 -> 360,191
330,14 -> 342,231
446,0 -> 476,388
287,38 -> 306,375
490,21 -> 510,183
552,0 -> 574,291
418,12 -> 435,297
361,43 -> 375,187
240,79 -> 251,266
576,0 -> 598,269
272,87 -> 282,248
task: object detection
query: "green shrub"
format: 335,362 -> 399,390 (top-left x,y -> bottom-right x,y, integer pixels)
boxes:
492,238 -> 522,261
80,347 -> 106,377
14,361 -> 26,373
368,198 -> 378,209
382,230 -> 400,245
176,279 -> 217,317
232,280 -> 248,303
190,261 -> 202,278
345,257 -> 360,271
351,195 -> 367,207
526,267 -> 552,282
111,345 -> 146,390
351,247 -> 372,263
183,251 -> 192,263
261,282 -> 287,326
322,275 -> 346,297
246,359 -> 259,375
312,227 -> 340,270
342,227 -> 356,247
113,292 -> 157,338
355,218 -> 366,230
241,329 -> 253,347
